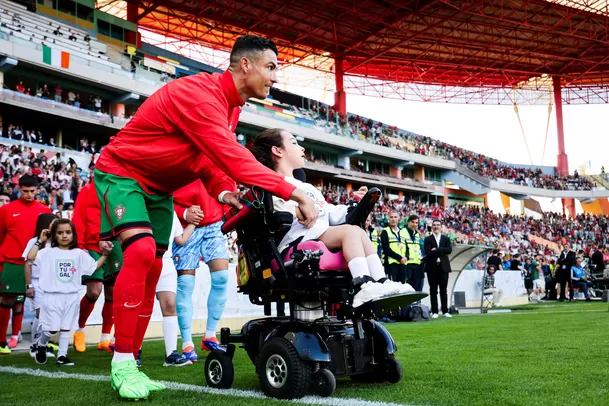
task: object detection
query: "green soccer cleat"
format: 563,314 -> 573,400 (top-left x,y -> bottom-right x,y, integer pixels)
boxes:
47,341 -> 59,352
0,343 -> 11,355
137,370 -> 166,392
110,360 -> 150,400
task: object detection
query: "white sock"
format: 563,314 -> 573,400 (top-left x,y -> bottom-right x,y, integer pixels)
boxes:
205,330 -> 216,339
38,331 -> 53,346
76,327 -> 84,333
58,331 -> 70,358
162,316 -> 178,357
347,257 -> 369,280
366,254 -> 387,281
112,352 -> 135,363
100,333 -> 112,342
31,318 -> 40,343
182,341 -> 194,350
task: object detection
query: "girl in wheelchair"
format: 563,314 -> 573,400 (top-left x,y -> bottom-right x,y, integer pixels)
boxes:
250,128 -> 413,307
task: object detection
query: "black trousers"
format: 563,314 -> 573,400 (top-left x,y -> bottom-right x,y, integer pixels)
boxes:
406,264 -> 424,292
385,263 -> 407,283
427,270 -> 449,314
556,269 -> 572,300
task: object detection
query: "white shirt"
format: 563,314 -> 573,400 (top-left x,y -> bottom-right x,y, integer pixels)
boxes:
164,212 -> 184,260
433,233 -> 442,248
34,247 -> 96,294
22,237 -> 51,279
273,177 -> 348,251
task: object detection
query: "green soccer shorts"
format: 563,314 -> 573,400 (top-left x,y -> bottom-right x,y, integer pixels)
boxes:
0,263 -> 25,295
83,243 -> 123,283
94,169 -> 173,255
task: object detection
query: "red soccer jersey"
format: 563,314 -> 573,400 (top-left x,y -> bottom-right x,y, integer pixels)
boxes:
73,182 -> 101,253
0,199 -> 52,264
173,181 -> 230,228
95,70 -> 295,201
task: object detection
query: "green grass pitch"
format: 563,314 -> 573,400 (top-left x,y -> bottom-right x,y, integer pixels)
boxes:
1,301 -> 608,406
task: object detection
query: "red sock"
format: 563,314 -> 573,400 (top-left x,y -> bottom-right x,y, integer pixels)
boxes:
11,311 -> 23,337
0,305 -> 11,343
112,236 -> 156,354
132,257 -> 162,358
78,295 -> 97,329
101,299 -> 113,335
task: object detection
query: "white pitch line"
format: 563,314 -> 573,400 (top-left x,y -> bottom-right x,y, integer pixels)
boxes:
0,366 -> 423,406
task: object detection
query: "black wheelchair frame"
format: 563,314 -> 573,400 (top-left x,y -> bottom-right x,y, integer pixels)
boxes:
204,186 -> 426,399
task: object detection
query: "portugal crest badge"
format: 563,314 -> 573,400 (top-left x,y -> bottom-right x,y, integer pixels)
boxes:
114,204 -> 126,220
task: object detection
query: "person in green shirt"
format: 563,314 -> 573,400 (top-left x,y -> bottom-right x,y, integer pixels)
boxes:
529,255 -> 544,302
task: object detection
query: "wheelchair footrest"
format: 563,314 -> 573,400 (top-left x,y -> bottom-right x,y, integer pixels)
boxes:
354,292 -> 428,318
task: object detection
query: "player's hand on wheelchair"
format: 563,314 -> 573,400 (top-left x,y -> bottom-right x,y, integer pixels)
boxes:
185,205 -> 204,224
221,192 -> 245,210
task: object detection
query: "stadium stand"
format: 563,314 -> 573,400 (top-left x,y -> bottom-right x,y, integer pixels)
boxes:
0,0 -> 113,67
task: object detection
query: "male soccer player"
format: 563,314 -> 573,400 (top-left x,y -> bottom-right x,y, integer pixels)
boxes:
0,175 -> 51,354
72,180 -> 123,352
94,35 -> 318,400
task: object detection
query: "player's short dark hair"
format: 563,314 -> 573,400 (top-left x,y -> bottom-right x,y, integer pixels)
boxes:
230,35 -> 278,66
0,192 -> 9,198
492,249 -> 500,255
407,214 -> 419,223
432,218 -> 442,225
19,174 -> 37,188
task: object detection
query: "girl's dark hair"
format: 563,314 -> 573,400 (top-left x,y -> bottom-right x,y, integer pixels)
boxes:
249,128 -> 285,169
33,213 -> 56,239
50,218 -> 78,249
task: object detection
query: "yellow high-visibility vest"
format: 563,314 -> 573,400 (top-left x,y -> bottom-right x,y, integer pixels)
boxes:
405,228 -> 422,265
383,226 -> 408,265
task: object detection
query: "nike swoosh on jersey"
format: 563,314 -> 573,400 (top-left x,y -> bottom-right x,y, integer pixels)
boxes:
124,301 -> 142,308
13,213 -> 20,217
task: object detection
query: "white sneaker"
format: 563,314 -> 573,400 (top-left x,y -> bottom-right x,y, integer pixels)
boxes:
353,282 -> 387,308
443,313 -> 452,318
431,313 -> 439,319
383,279 -> 415,294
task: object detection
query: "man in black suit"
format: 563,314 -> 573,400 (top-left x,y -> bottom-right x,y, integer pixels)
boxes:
557,244 -> 576,301
424,219 -> 453,318
590,244 -> 605,277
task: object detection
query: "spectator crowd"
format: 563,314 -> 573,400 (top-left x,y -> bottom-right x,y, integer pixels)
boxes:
297,103 -> 598,191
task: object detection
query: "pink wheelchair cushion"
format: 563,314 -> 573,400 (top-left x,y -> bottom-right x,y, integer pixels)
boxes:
272,240 -> 348,272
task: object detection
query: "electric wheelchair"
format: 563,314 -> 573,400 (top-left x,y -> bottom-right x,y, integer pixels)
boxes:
203,186 -> 427,399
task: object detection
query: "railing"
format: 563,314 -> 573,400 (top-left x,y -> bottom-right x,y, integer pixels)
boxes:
0,89 -> 130,126
453,162 -> 491,187
591,174 -> 609,190
305,161 -> 433,190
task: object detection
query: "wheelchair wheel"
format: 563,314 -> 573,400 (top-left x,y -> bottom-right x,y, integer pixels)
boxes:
258,337 -> 311,399
204,351 -> 234,389
312,368 -> 336,397
384,359 -> 403,384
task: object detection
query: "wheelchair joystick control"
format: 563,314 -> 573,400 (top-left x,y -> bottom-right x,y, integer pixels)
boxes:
284,249 -> 324,268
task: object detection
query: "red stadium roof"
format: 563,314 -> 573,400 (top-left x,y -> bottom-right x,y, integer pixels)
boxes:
103,0 -> 609,103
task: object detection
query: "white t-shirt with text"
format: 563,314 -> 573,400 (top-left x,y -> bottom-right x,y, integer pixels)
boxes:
34,247 -> 96,294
